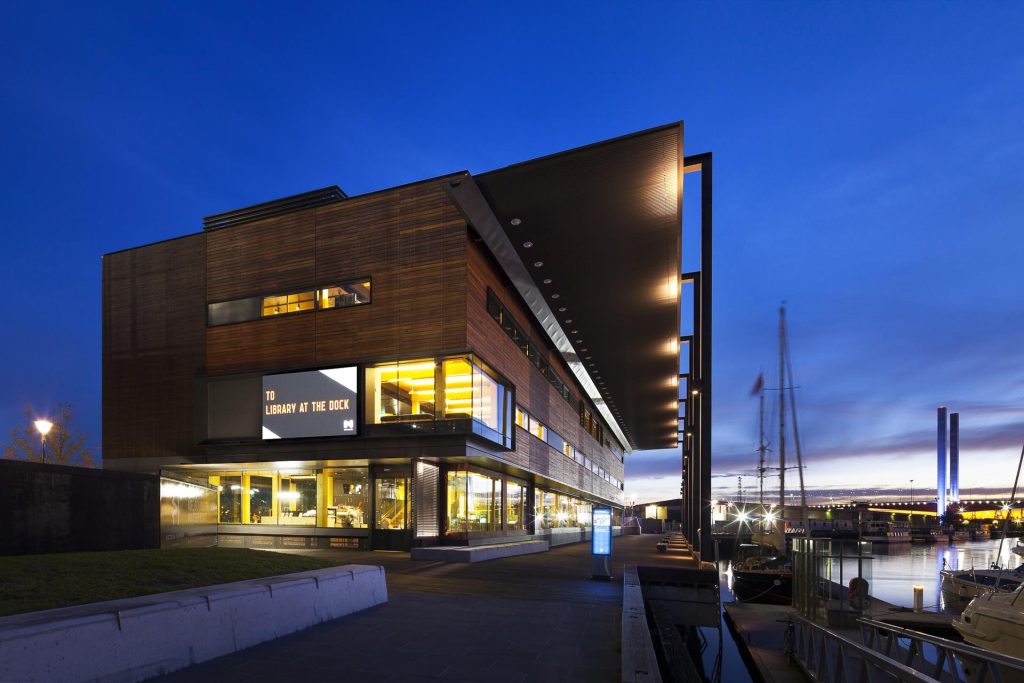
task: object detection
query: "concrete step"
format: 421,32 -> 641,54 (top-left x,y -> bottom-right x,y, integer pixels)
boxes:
411,540 -> 549,563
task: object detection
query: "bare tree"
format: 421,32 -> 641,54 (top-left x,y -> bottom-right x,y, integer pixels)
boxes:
3,403 -> 96,467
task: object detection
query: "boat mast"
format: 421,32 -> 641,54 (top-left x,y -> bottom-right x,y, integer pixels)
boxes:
778,305 -> 786,519
758,390 -> 766,507
784,314 -> 810,536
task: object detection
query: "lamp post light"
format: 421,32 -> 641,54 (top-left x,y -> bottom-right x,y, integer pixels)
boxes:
910,479 -> 914,503
34,419 -> 53,463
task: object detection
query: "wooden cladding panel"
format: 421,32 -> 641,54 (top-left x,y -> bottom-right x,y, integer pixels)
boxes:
103,234 -> 206,463
206,178 -> 467,375
206,208 -> 316,302
465,239 -> 623,499
207,315 -> 316,375
316,180 -> 466,364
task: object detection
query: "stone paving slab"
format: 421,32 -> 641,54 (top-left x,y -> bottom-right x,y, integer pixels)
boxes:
154,534 -> 687,683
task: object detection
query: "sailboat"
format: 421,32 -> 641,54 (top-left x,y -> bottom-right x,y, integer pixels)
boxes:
731,305 -> 809,604
952,439 -> 1024,662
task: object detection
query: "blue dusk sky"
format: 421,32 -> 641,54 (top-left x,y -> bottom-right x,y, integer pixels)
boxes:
2,3 -> 1022,503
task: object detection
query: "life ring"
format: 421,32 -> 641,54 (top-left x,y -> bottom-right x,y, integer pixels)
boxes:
849,577 -> 870,610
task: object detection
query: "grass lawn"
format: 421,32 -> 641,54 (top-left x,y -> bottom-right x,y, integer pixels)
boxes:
0,548 -> 341,617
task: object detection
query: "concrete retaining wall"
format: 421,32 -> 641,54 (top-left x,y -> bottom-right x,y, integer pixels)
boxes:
0,564 -> 387,682
622,565 -> 662,682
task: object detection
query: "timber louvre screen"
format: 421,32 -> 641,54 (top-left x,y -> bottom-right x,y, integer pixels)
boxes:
415,461 -> 439,537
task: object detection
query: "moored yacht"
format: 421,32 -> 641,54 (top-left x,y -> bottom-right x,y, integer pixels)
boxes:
953,584 -> 1024,661
942,565 -> 1024,603
860,520 -> 913,543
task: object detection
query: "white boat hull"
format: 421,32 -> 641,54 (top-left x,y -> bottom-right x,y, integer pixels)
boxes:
953,588 -> 1024,661
942,569 -> 1024,602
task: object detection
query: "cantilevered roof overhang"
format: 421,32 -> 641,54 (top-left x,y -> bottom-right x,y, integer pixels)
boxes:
448,123 -> 683,452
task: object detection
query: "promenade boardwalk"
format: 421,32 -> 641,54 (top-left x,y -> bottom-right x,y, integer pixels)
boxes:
155,534 -> 690,683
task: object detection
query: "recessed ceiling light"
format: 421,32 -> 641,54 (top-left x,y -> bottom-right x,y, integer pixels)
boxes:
534,261 -> 544,268
580,348 -> 587,352
523,241 -> 533,248
570,329 -> 578,334
551,294 -> 560,299
565,318 -> 573,323
584,355 -> 591,360
510,218 -> 522,226
558,307 -> 566,312
543,278 -> 552,284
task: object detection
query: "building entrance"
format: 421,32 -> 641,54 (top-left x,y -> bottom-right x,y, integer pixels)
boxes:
371,468 -> 411,550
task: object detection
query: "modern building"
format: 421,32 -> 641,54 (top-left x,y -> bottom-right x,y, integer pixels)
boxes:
103,123 -> 712,552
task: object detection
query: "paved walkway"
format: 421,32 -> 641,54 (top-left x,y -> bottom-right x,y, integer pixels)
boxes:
155,534 -> 684,683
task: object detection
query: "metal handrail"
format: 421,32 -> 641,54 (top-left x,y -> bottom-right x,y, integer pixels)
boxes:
792,616 -> 934,682
789,613 -> 1024,683
859,617 -> 1024,682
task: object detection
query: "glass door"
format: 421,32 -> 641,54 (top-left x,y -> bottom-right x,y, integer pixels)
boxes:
372,468 -> 411,550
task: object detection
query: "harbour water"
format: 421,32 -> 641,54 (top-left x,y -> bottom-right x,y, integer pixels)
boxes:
702,538 -> 1022,682
840,538 -> 1021,611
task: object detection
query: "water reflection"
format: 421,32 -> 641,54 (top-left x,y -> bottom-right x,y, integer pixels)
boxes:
829,539 -> 1021,612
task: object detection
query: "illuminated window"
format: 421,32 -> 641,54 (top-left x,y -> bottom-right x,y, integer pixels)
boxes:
326,468 -> 368,528
472,363 -> 500,430
446,469 -> 504,533
446,471 -> 469,533
530,416 -> 547,441
212,474 -> 242,524
262,291 -> 315,317
468,472 -> 497,532
507,482 -> 525,531
277,472 -> 317,526
318,279 -> 371,309
443,358 -> 474,419
375,477 -> 408,530
515,406 -> 526,428
246,473 -> 276,524
537,490 -> 556,530
366,359 -> 437,423
208,278 -> 371,326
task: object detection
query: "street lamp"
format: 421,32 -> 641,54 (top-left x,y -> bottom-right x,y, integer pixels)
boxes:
34,419 -> 53,463
910,479 -> 914,503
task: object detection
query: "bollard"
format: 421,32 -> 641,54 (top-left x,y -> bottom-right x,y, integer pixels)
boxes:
913,585 -> 924,612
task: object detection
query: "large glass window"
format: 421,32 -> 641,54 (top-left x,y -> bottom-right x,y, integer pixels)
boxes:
326,468 -> 368,528
278,471 -> 317,526
468,472 -> 496,531
366,359 -> 437,423
537,490 -> 556,530
535,488 -> 594,529
375,477 -> 408,530
365,355 -> 512,448
472,364 -> 501,430
247,473 -> 275,524
507,482 -> 525,531
213,474 -> 242,523
446,471 -> 469,533
442,358 -> 474,419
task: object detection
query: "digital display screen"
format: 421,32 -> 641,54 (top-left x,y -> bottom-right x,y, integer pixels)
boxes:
262,367 -> 358,440
592,507 -> 612,556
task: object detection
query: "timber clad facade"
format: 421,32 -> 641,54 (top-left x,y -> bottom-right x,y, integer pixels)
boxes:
103,126 -> 688,551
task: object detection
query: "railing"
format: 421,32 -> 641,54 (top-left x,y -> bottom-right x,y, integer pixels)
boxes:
788,614 -> 1024,683
859,618 -> 1024,683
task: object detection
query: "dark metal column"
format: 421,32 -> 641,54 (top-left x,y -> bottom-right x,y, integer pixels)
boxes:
682,152 -> 713,556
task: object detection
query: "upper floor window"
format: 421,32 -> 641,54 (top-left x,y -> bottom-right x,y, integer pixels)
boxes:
208,277 -> 371,327
319,280 -> 371,309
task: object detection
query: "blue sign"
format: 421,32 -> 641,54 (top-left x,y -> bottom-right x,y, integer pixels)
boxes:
592,507 -> 612,556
